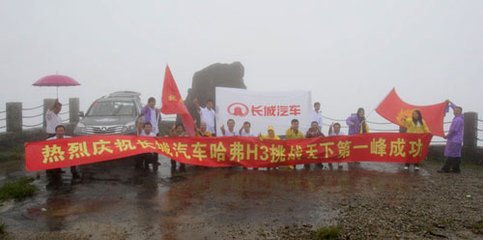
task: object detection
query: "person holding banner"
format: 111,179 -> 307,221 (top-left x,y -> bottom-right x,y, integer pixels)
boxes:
220,119 -> 239,136
328,122 -> 345,136
328,122 -> 346,169
286,119 -> 304,169
402,110 -> 430,171
346,108 -> 369,135
143,97 -> 161,167
197,121 -> 213,137
259,125 -> 280,171
137,122 -> 160,171
169,123 -> 187,173
239,121 -> 254,137
46,125 -> 80,183
438,104 -> 464,173
259,125 -> 280,140
286,119 -> 304,139
305,121 -> 325,169
346,108 -> 368,167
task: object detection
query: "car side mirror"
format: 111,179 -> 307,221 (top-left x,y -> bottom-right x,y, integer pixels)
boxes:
79,111 -> 85,118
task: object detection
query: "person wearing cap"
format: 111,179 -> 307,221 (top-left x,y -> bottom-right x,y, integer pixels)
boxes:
45,100 -> 62,138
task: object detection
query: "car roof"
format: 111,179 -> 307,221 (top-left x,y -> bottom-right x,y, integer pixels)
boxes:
107,91 -> 141,98
94,91 -> 142,102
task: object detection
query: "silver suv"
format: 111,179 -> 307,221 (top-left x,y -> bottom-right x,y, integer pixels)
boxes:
74,91 -> 143,135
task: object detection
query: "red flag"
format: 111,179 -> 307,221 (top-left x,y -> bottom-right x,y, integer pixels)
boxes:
375,88 -> 448,137
161,65 -> 196,136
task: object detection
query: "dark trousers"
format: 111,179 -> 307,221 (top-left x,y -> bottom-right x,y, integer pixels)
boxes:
137,153 -> 158,170
170,159 -> 186,173
441,157 -> 461,173
45,134 -> 79,181
46,166 -> 78,181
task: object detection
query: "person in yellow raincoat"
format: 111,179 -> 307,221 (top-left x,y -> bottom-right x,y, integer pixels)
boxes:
259,125 -> 280,140
258,125 -> 280,170
402,109 -> 430,171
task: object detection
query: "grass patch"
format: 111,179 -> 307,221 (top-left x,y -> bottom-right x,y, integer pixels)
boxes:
313,226 -> 341,240
470,220 -> 483,235
0,150 -> 24,162
0,177 -> 37,202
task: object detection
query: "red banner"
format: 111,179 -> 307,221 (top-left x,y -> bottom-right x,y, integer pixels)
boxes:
376,88 -> 448,137
25,133 -> 432,172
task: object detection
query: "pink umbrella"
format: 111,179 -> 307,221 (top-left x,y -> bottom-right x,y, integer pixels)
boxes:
33,74 -> 80,98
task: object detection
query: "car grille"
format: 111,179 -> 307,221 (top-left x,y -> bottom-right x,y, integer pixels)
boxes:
85,126 -> 124,134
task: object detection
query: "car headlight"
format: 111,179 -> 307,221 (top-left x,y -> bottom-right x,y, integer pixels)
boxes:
123,121 -> 136,132
74,122 -> 86,134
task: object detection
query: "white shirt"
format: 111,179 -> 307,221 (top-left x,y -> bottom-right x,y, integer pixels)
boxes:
141,131 -> 156,137
200,107 -> 216,133
47,135 -> 71,141
240,130 -> 254,137
312,110 -> 323,129
329,131 -> 346,136
223,129 -> 239,136
45,110 -> 62,134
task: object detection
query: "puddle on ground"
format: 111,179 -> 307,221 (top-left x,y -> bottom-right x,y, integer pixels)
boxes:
1,156 -> 430,239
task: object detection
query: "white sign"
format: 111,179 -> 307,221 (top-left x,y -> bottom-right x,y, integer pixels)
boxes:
215,87 -> 312,136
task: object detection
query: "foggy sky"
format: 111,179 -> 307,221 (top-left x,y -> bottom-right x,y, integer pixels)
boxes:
1,0 -> 482,139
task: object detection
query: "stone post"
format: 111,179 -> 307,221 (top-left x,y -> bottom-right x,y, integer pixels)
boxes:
463,112 -> 478,162
6,102 -> 22,132
69,98 -> 80,124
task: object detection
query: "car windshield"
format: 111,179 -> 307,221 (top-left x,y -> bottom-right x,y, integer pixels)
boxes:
87,100 -> 137,116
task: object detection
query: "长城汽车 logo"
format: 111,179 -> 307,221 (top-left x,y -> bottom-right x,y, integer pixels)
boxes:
227,103 -> 249,117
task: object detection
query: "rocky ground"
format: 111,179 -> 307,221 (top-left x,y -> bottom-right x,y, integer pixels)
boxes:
0,159 -> 482,240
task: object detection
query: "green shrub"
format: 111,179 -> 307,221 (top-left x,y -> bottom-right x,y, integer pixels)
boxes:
0,221 -> 6,236
313,226 -> 341,240
0,177 -> 37,202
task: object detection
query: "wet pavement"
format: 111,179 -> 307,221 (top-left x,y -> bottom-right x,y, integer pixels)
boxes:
0,157 -> 473,239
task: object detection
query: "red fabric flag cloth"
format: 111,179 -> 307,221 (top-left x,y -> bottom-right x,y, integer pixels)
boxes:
375,88 -> 448,137
161,65 -> 196,136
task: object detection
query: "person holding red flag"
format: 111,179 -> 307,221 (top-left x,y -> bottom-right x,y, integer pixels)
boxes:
402,110 -> 430,171
161,65 -> 196,136
376,88 -> 448,137
438,103 -> 464,173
